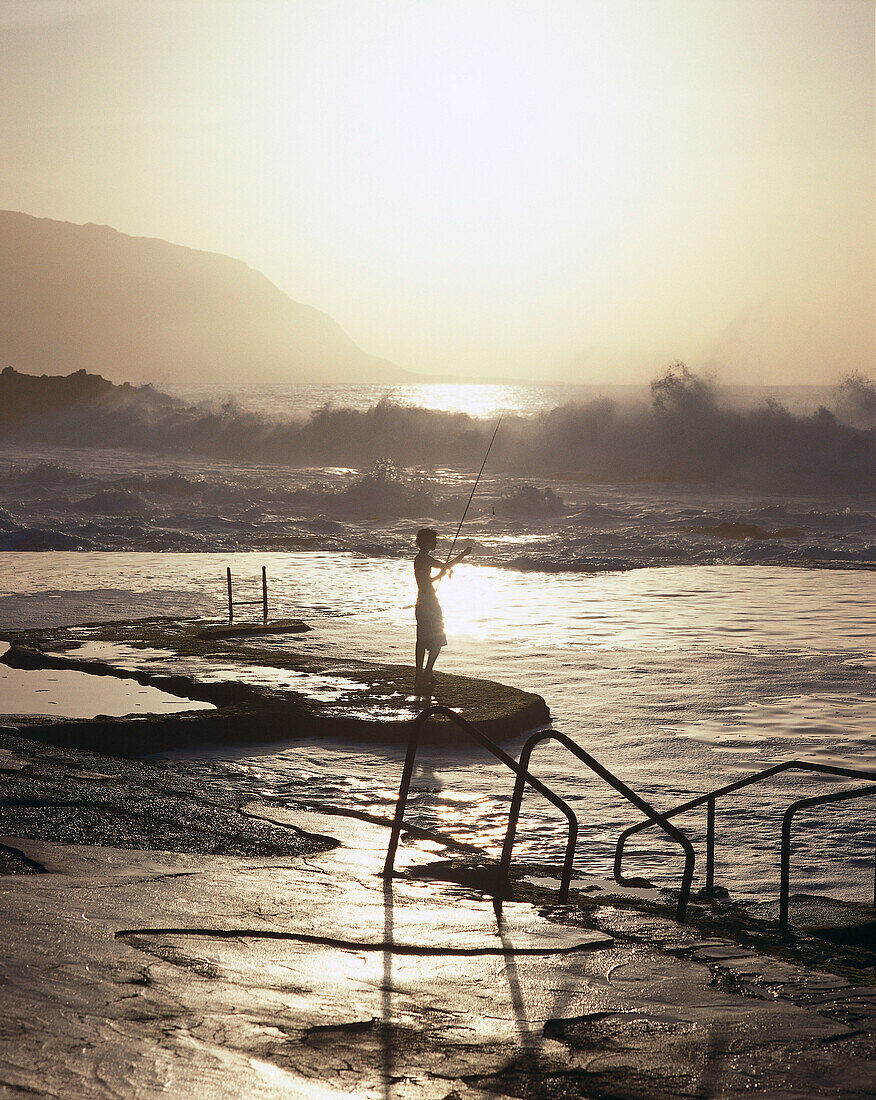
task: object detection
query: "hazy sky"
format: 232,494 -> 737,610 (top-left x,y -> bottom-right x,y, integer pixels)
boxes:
1,0 -> 873,383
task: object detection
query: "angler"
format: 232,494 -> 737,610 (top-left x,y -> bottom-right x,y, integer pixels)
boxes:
412,528 -> 471,691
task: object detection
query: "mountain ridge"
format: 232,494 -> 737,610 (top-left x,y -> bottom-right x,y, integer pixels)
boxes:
0,210 -> 413,385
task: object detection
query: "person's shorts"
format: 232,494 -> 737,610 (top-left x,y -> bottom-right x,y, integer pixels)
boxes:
415,600 -> 447,650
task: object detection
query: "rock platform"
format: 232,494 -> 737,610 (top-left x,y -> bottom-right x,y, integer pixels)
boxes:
0,616 -> 549,752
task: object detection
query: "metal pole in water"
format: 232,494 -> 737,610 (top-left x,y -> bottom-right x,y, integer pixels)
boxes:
262,565 -> 268,624
227,567 -> 233,623
705,797 -> 716,894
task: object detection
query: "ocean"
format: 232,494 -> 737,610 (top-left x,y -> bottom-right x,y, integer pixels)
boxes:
0,380 -> 873,908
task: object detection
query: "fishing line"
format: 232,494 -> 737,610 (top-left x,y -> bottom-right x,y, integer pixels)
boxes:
399,415 -> 503,609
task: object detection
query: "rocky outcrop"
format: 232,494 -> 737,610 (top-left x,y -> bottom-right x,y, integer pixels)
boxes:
0,616 -> 550,751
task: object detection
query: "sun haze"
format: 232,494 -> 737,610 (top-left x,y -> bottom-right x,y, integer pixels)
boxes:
0,0 -> 872,384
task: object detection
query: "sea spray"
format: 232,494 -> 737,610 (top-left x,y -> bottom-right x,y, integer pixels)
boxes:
1,365 -> 873,496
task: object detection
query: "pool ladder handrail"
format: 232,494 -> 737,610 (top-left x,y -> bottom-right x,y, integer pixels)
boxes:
382,705 -> 578,898
382,706 -> 695,922
780,784 -> 875,935
612,759 -> 876,935
499,728 -> 696,920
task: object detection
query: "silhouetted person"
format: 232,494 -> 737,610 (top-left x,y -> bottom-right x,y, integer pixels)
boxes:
414,528 -> 470,689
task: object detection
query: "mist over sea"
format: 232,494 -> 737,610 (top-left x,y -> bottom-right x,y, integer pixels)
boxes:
162,380 -> 844,421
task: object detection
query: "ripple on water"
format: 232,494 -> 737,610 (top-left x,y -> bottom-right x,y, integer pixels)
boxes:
670,693 -> 876,771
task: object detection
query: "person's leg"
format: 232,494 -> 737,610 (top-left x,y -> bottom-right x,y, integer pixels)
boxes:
425,643 -> 442,677
415,638 -> 429,689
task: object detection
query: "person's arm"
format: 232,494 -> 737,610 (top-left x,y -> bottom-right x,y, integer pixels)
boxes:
429,545 -> 472,575
446,545 -> 472,568
425,553 -> 447,575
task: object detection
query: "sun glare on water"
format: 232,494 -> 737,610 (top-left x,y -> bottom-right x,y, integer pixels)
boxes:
434,564 -> 521,641
397,383 -> 529,418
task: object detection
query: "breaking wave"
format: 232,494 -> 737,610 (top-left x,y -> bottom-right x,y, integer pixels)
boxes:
288,459 -> 440,518
0,364 -> 873,496
495,484 -> 565,516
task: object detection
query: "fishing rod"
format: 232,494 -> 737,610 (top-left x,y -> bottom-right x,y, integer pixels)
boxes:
436,414 -> 502,590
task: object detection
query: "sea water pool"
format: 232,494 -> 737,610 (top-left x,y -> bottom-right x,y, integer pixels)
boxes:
0,643 -> 215,719
0,552 -> 873,906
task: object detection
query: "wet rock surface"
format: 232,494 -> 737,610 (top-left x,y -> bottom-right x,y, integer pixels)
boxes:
0,841 -> 45,874
0,734 -> 335,858
0,734 -> 873,1098
0,616 -> 550,750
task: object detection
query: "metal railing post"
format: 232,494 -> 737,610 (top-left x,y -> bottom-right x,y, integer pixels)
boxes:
500,736 -> 578,902
779,786 -> 875,936
614,761 -> 876,903
502,729 -> 696,921
385,708 -> 708,921
382,707 -> 577,894
705,796 -> 716,895
381,723 -> 421,878
225,565 -> 272,624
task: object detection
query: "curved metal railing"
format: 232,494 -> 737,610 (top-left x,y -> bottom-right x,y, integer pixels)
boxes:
500,729 -> 696,921
381,705 -> 578,891
612,759 -> 876,935
383,706 -> 695,921
780,785 -> 875,935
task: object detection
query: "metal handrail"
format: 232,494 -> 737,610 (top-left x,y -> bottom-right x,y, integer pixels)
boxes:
500,730 -> 696,921
226,566 -> 268,624
613,760 -> 876,895
780,785 -> 875,935
381,705 -> 578,893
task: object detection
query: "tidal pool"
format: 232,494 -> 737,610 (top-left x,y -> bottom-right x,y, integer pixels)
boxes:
0,643 -> 214,719
63,641 -> 411,713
